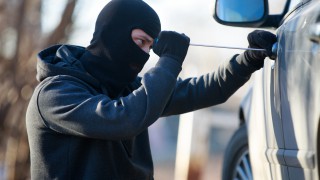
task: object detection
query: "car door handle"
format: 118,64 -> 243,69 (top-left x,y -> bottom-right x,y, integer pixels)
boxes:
309,23 -> 320,43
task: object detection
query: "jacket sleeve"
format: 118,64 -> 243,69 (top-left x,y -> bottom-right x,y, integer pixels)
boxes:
37,57 -> 181,140
161,53 -> 259,116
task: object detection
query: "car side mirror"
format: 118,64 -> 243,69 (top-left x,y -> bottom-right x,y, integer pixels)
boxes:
214,0 -> 268,27
213,0 -> 291,28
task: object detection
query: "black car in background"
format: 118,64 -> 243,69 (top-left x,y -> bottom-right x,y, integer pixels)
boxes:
214,0 -> 320,179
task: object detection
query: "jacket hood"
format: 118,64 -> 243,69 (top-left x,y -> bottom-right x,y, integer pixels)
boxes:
36,45 -> 100,89
86,0 -> 161,85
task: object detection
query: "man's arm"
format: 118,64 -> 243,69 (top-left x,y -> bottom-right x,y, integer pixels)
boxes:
161,30 -> 277,116
37,58 -> 180,140
161,54 -> 254,116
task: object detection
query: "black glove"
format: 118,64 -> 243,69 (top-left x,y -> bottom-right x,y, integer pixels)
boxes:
243,30 -> 277,68
153,31 -> 190,65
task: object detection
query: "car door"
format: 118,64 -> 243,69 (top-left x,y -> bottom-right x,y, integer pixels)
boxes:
261,34 -> 288,179
275,0 -> 320,178
248,56 -> 287,179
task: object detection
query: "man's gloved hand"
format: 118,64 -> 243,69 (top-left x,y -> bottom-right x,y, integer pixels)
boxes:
153,31 -> 190,65
243,30 -> 277,68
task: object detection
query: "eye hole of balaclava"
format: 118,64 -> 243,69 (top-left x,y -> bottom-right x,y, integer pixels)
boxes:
87,0 -> 161,84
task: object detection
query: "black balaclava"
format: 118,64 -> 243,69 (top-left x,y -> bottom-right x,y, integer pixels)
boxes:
80,0 -> 161,96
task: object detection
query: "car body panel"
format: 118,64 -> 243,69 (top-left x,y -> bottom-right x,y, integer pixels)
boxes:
241,0 -> 320,179
216,0 -> 320,178
276,0 -> 320,178
247,69 -> 274,180
247,62 -> 289,179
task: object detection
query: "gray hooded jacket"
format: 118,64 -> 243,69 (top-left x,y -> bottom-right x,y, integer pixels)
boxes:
26,44 -> 257,179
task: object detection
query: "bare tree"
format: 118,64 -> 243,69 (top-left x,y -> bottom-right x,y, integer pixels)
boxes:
0,0 -> 78,179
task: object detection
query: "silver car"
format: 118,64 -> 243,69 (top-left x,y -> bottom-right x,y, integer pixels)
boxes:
214,0 -> 320,179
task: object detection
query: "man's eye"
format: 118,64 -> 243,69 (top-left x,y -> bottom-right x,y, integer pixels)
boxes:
137,39 -> 143,45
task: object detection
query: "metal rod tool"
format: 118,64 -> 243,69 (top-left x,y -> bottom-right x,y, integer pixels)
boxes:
190,43 -> 266,51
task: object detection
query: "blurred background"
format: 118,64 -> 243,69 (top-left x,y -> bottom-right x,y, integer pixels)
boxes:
0,0 -> 269,179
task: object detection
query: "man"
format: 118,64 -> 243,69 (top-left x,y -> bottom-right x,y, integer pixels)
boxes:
26,0 -> 276,179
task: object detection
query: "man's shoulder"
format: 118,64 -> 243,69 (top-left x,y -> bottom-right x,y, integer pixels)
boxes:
37,75 -> 96,93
